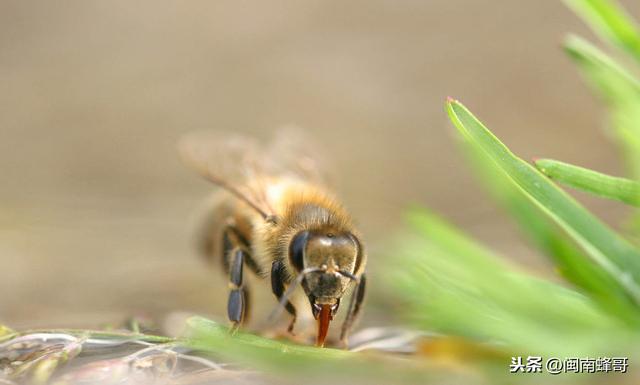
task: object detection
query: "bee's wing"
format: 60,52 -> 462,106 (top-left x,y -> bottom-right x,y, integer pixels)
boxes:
263,127 -> 329,185
179,128 -> 328,219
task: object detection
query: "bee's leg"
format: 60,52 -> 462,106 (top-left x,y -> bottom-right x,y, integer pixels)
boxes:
227,248 -> 249,330
270,260 -> 298,334
223,225 -> 262,274
339,274 -> 367,347
222,225 -> 258,330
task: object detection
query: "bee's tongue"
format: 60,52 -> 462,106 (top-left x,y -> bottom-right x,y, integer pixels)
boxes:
316,304 -> 333,347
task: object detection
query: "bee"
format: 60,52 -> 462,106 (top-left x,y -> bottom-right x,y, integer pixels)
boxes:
179,131 -> 367,347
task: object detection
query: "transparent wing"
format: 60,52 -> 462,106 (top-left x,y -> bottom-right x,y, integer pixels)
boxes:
263,126 -> 329,185
178,128 -> 328,219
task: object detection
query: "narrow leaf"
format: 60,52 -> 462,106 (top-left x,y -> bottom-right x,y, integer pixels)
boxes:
183,316 -> 449,383
446,98 -> 640,307
460,143 -> 640,323
536,158 -> 640,206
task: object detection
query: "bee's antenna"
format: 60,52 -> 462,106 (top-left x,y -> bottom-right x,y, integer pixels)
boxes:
178,139 -> 270,220
202,173 -> 270,220
337,270 -> 358,283
268,267 -> 323,323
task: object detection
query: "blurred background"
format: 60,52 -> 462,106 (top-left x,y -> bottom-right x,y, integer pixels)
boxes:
1,0 -> 638,330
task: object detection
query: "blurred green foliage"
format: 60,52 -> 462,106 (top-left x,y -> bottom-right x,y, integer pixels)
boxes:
392,0 -> 640,365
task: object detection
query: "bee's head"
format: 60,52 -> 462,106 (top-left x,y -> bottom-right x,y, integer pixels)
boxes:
289,230 -> 362,318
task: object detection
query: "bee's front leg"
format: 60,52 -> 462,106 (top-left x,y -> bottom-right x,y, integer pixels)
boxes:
339,274 -> 367,347
270,260 -> 298,334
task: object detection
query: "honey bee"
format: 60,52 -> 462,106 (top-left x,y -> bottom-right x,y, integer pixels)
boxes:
179,131 -> 367,347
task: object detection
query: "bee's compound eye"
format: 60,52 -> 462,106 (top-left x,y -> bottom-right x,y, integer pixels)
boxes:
347,232 -> 363,274
289,231 -> 310,272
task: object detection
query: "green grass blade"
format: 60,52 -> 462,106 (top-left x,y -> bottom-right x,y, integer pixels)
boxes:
392,209 -> 634,356
536,158 -> 640,206
460,144 -> 640,323
563,0 -> 640,62
565,35 -> 640,179
446,98 -> 640,306
183,316 -> 452,384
